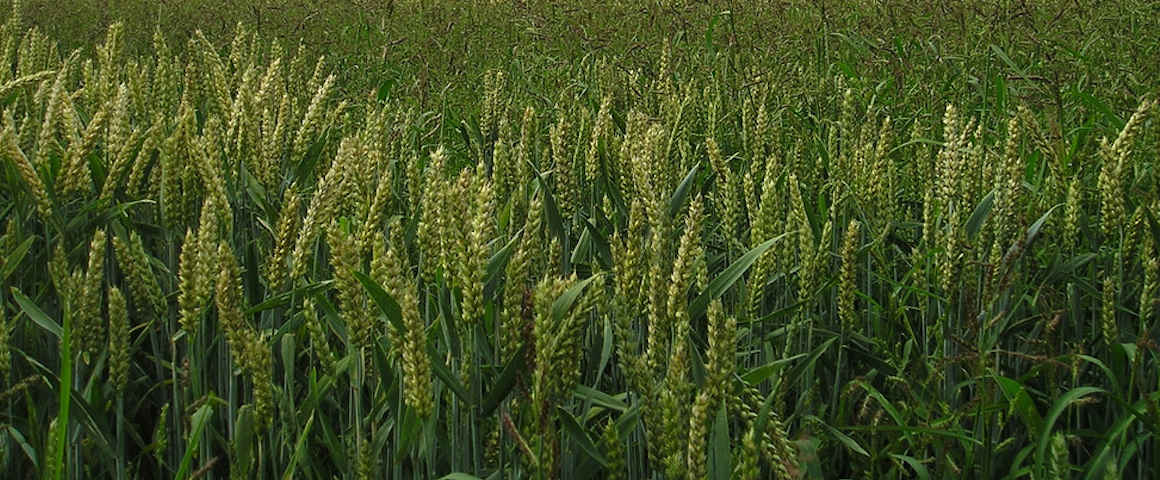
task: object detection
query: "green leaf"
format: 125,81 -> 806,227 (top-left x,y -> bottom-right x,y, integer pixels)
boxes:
5,425 -> 38,469
532,174 -> 565,245
741,353 -> 806,385
811,416 -> 869,457
248,280 -> 333,315
431,351 -> 473,405
11,288 -> 61,339
995,376 -> 1042,434
574,385 -> 628,412
480,343 -> 528,416
990,45 -> 1026,76
1021,205 -> 1060,248
852,379 -> 904,427
233,406 -> 256,475
175,404 -> 214,480
354,271 -> 405,334
615,403 -> 642,439
667,163 -> 700,219
558,407 -> 609,467
581,218 -> 612,269
752,386 -> 777,441
709,403 -> 731,480
690,233 -> 789,319
891,454 -> 931,480
437,474 -> 484,480
551,274 -> 602,322
0,236 -> 34,284
282,413 -> 316,480
484,234 -> 520,299
596,316 -> 613,384
570,226 -> 592,266
966,190 -> 994,239
1036,387 -> 1103,470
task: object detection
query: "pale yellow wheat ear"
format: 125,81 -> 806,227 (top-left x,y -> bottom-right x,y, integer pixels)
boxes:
74,229 -> 108,362
839,219 -> 860,334
264,185 -> 301,293
2,112 -> 52,219
327,219 -> 372,352
112,231 -> 163,317
107,286 -> 129,393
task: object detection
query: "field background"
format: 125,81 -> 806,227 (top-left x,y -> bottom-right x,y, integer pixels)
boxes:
1,0 -> 1159,478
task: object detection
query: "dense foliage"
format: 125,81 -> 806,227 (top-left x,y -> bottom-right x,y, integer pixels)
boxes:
0,1 -> 1158,478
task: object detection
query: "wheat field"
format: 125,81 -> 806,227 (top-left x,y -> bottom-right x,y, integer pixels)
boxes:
0,1 -> 1158,478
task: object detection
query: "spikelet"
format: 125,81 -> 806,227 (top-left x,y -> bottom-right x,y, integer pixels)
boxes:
177,229 -> 204,334
290,74 -> 335,167
531,275 -> 592,419
302,298 -> 335,372
417,148 -> 448,279
503,187 -> 542,358
48,243 -> 74,305
107,286 -> 130,393
1101,273 -> 1118,347
664,196 -> 704,333
1142,236 -> 1158,325
1048,433 -> 1069,479
42,418 -> 62,480
113,232 -> 163,317
1062,176 -> 1082,252
291,137 -> 353,280
706,300 -> 735,388
458,177 -> 495,325
586,95 -> 612,184
0,70 -> 55,101
492,114 -> 514,197
76,229 -> 107,359
152,403 -> 169,464
529,275 -> 572,472
160,102 -> 191,228
260,91 -> 291,189
356,435 -> 375,480
385,226 -> 432,417
995,114 -> 1024,242
734,428 -> 761,480
660,195 -> 703,476
34,63 -> 71,167
2,116 -> 52,219
550,114 -> 576,216
686,386 -> 713,480
733,383 -> 795,479
642,218 -> 673,383
245,330 -> 273,432
151,28 -> 179,115
479,70 -> 504,142
359,155 -> 394,252
840,219 -> 860,333
600,420 -> 625,480
216,242 -> 273,429
125,118 -> 163,197
516,106 -> 537,180
708,136 -> 740,249
215,242 -> 249,353
1094,98 -> 1155,247
264,186 -> 300,292
327,220 -> 371,351
749,162 -> 781,317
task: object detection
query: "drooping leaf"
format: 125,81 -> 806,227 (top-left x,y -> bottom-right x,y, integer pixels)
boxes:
690,233 -> 789,319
